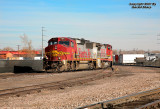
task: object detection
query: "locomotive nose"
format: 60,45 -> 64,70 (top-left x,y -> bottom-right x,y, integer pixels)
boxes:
45,44 -> 69,61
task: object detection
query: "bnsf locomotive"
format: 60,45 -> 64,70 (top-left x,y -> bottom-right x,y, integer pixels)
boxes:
44,37 -> 113,72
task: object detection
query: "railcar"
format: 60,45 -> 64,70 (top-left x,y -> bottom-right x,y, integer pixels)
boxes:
44,37 -> 113,72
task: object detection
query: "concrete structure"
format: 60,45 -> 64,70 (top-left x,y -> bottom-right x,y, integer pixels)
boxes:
0,60 -> 43,73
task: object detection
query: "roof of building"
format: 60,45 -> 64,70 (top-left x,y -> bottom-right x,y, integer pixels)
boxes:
0,51 -> 40,55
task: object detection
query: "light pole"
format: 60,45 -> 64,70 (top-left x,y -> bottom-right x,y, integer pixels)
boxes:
42,27 -> 45,59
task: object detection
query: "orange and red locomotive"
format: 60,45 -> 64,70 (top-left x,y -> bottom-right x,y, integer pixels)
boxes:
44,37 -> 113,72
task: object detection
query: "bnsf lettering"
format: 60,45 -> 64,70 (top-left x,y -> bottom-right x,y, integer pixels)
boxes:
88,49 -> 91,58
79,48 -> 91,58
101,49 -> 106,57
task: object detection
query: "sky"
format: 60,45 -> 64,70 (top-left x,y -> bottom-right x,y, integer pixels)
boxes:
0,0 -> 160,51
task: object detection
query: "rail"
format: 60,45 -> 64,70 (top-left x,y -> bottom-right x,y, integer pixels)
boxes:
0,69 -> 111,98
77,87 -> 160,109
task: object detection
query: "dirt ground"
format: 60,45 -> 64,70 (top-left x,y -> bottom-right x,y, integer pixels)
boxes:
0,65 -> 159,109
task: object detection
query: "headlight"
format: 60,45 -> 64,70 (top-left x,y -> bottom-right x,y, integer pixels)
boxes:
55,46 -> 57,49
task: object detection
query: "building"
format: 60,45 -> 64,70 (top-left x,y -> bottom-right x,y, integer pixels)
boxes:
0,51 -> 40,60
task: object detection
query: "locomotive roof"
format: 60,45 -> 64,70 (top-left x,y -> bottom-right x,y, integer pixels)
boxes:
48,37 -> 112,47
48,37 -> 74,42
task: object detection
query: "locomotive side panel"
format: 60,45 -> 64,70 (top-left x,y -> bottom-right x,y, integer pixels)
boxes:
76,40 -> 94,60
92,44 -> 97,59
99,45 -> 106,59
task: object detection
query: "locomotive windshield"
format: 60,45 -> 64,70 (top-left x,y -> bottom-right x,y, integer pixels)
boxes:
48,41 -> 57,45
59,41 -> 70,46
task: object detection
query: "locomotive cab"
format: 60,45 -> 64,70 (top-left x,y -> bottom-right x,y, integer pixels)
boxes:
45,38 -> 77,60
44,37 -> 77,72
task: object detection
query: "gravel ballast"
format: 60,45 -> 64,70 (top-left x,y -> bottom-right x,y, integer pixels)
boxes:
0,66 -> 159,109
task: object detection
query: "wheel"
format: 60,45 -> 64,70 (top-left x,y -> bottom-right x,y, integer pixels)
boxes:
51,63 -> 57,73
71,62 -> 76,71
67,63 -> 71,71
101,62 -> 105,69
44,65 -> 48,73
88,62 -> 94,70
57,66 -> 62,73
51,68 -> 56,73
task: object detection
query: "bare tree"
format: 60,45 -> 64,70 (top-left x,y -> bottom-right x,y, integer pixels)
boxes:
2,46 -> 14,51
111,48 -> 160,55
20,34 -> 36,59
119,49 -> 122,54
113,49 -> 118,55
151,50 -> 160,53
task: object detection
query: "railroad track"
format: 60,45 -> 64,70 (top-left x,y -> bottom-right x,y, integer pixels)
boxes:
0,67 -> 113,79
77,87 -> 160,109
0,69 -> 112,98
0,72 -> 47,79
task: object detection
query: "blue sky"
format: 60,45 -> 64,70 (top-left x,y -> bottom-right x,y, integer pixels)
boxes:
0,0 -> 160,50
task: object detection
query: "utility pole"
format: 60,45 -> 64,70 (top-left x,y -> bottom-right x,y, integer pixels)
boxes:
157,34 -> 160,44
42,27 -> 44,59
17,45 -> 20,57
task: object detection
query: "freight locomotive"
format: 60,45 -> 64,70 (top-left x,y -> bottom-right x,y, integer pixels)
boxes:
44,37 -> 113,72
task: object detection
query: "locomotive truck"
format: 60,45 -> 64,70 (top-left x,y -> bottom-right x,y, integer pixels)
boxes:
44,37 -> 113,72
